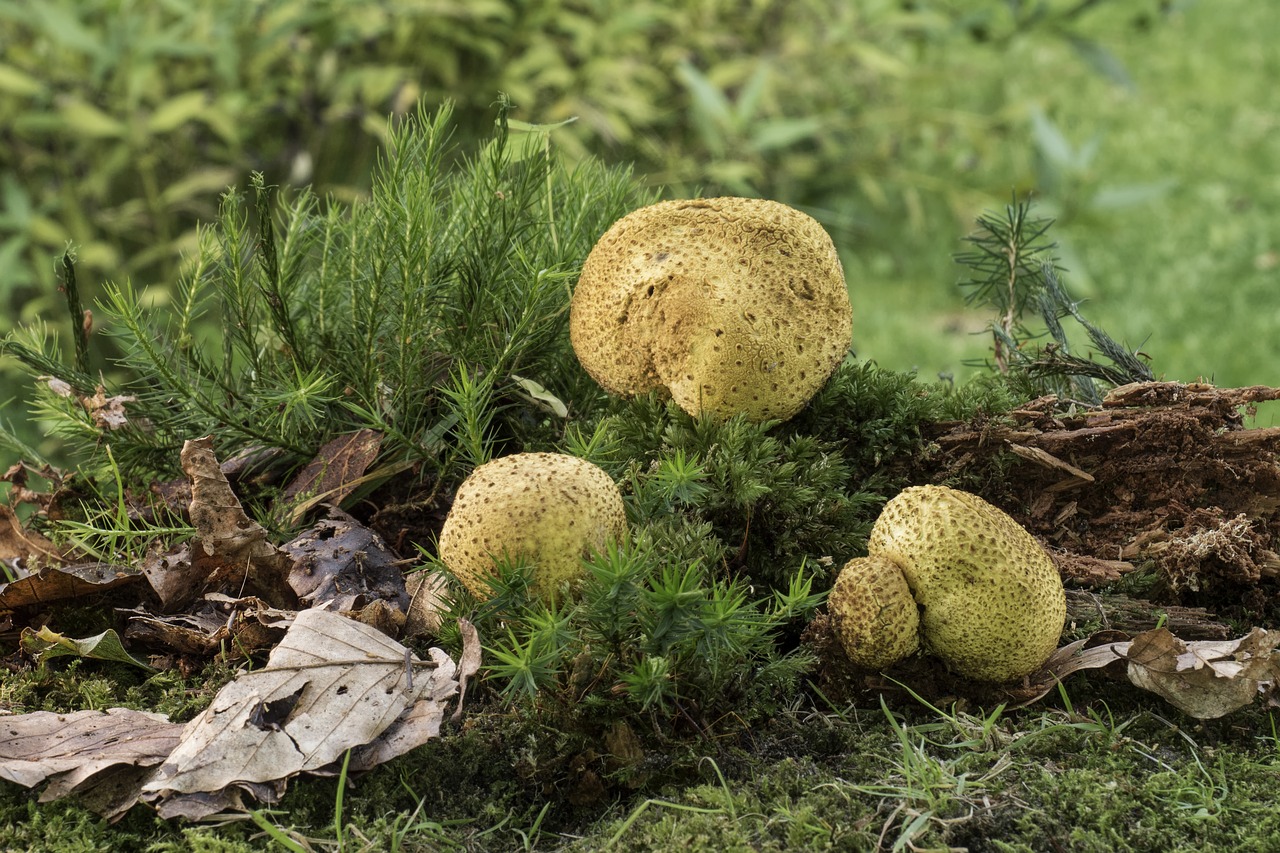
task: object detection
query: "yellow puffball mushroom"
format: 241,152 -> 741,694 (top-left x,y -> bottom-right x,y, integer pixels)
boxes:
438,453 -> 627,601
828,485 -> 1066,683
569,197 -> 852,422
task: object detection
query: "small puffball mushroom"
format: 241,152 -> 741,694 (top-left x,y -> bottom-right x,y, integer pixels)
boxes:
828,554 -> 920,671
438,453 -> 627,601
569,197 -> 852,422
829,485 -> 1066,683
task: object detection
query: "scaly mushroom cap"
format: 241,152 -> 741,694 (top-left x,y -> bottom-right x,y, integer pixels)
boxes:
829,554 -> 921,670
438,453 -> 627,601
868,485 -> 1066,682
569,197 -> 851,422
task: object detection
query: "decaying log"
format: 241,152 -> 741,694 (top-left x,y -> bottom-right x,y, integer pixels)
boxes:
919,381 -> 1280,616
1065,589 -> 1230,641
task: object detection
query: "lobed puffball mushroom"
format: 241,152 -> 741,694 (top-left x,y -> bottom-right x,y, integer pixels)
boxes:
828,485 -> 1066,683
569,197 -> 852,422
438,453 -> 627,601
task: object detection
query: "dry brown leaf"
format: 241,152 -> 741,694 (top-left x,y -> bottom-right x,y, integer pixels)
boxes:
83,386 -> 137,431
279,429 -> 383,521
0,504 -> 63,567
181,437 -> 295,608
141,608 -> 457,810
1028,627 -> 1280,719
0,561 -> 140,612
138,541 -> 202,612
0,709 -> 182,821
452,618 -> 482,723
404,571 -> 451,638
122,595 -> 293,658
1124,627 -> 1280,719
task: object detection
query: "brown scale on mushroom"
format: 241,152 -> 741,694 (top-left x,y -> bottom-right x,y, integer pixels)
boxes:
570,197 -> 852,422
828,485 -> 1066,683
438,453 -> 627,602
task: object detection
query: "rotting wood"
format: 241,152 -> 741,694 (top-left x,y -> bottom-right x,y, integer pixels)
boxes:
919,381 -> 1280,620
1064,589 -> 1230,641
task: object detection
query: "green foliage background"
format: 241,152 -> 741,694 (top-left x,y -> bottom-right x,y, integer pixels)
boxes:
2,0 -> 1278,457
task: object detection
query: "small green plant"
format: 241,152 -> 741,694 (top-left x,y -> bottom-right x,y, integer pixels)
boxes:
454,535 -> 823,731
955,195 -> 1154,403
2,101 -> 648,488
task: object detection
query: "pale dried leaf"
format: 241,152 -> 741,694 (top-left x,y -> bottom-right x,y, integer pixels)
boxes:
404,571 -> 451,637
83,387 -> 137,431
0,708 -> 181,819
452,618 -> 482,723
181,436 -> 295,608
341,647 -> 457,773
1124,627 -> 1280,719
141,608 -> 456,802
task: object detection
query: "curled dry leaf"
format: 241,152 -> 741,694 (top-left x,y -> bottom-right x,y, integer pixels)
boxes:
1028,627 -> 1280,719
452,617 -> 482,723
1125,627 -> 1280,719
180,437 -> 295,608
404,570 -> 451,638
278,429 -> 383,524
0,709 -> 182,822
0,504 -> 63,567
0,561 -> 140,612
281,511 -> 410,614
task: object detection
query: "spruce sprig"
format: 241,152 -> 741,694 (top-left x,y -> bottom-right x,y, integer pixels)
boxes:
956,195 -> 1153,403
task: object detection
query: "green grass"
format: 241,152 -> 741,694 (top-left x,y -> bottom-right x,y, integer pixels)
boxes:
6,676 -> 1280,851
850,1 -> 1280,390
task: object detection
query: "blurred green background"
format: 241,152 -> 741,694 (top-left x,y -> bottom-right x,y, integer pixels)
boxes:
2,0 -> 1278,470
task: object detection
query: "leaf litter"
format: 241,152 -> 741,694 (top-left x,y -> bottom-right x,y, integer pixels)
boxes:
0,435 -> 467,821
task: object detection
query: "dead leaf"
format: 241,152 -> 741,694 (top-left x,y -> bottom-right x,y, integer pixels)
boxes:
1125,627 -> 1280,719
138,541 -> 202,612
0,504 -> 63,567
281,511 -> 409,614
333,647 -> 457,774
0,709 -> 182,821
181,437 -> 295,608
0,562 -> 141,612
279,429 -> 383,523
404,571 -> 451,638
83,387 -> 137,431
122,595 -> 293,658
452,617 -> 482,722
141,608 -> 457,810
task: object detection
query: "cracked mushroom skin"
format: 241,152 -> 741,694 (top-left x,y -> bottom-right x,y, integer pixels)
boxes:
438,453 -> 627,601
867,486 -> 1066,683
569,197 -> 851,422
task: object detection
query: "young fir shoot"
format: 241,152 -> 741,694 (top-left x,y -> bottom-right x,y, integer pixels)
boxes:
955,195 -> 1153,404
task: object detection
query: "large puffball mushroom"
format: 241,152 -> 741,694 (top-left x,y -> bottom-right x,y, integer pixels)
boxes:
828,485 -> 1066,683
438,453 -> 627,601
569,197 -> 852,422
